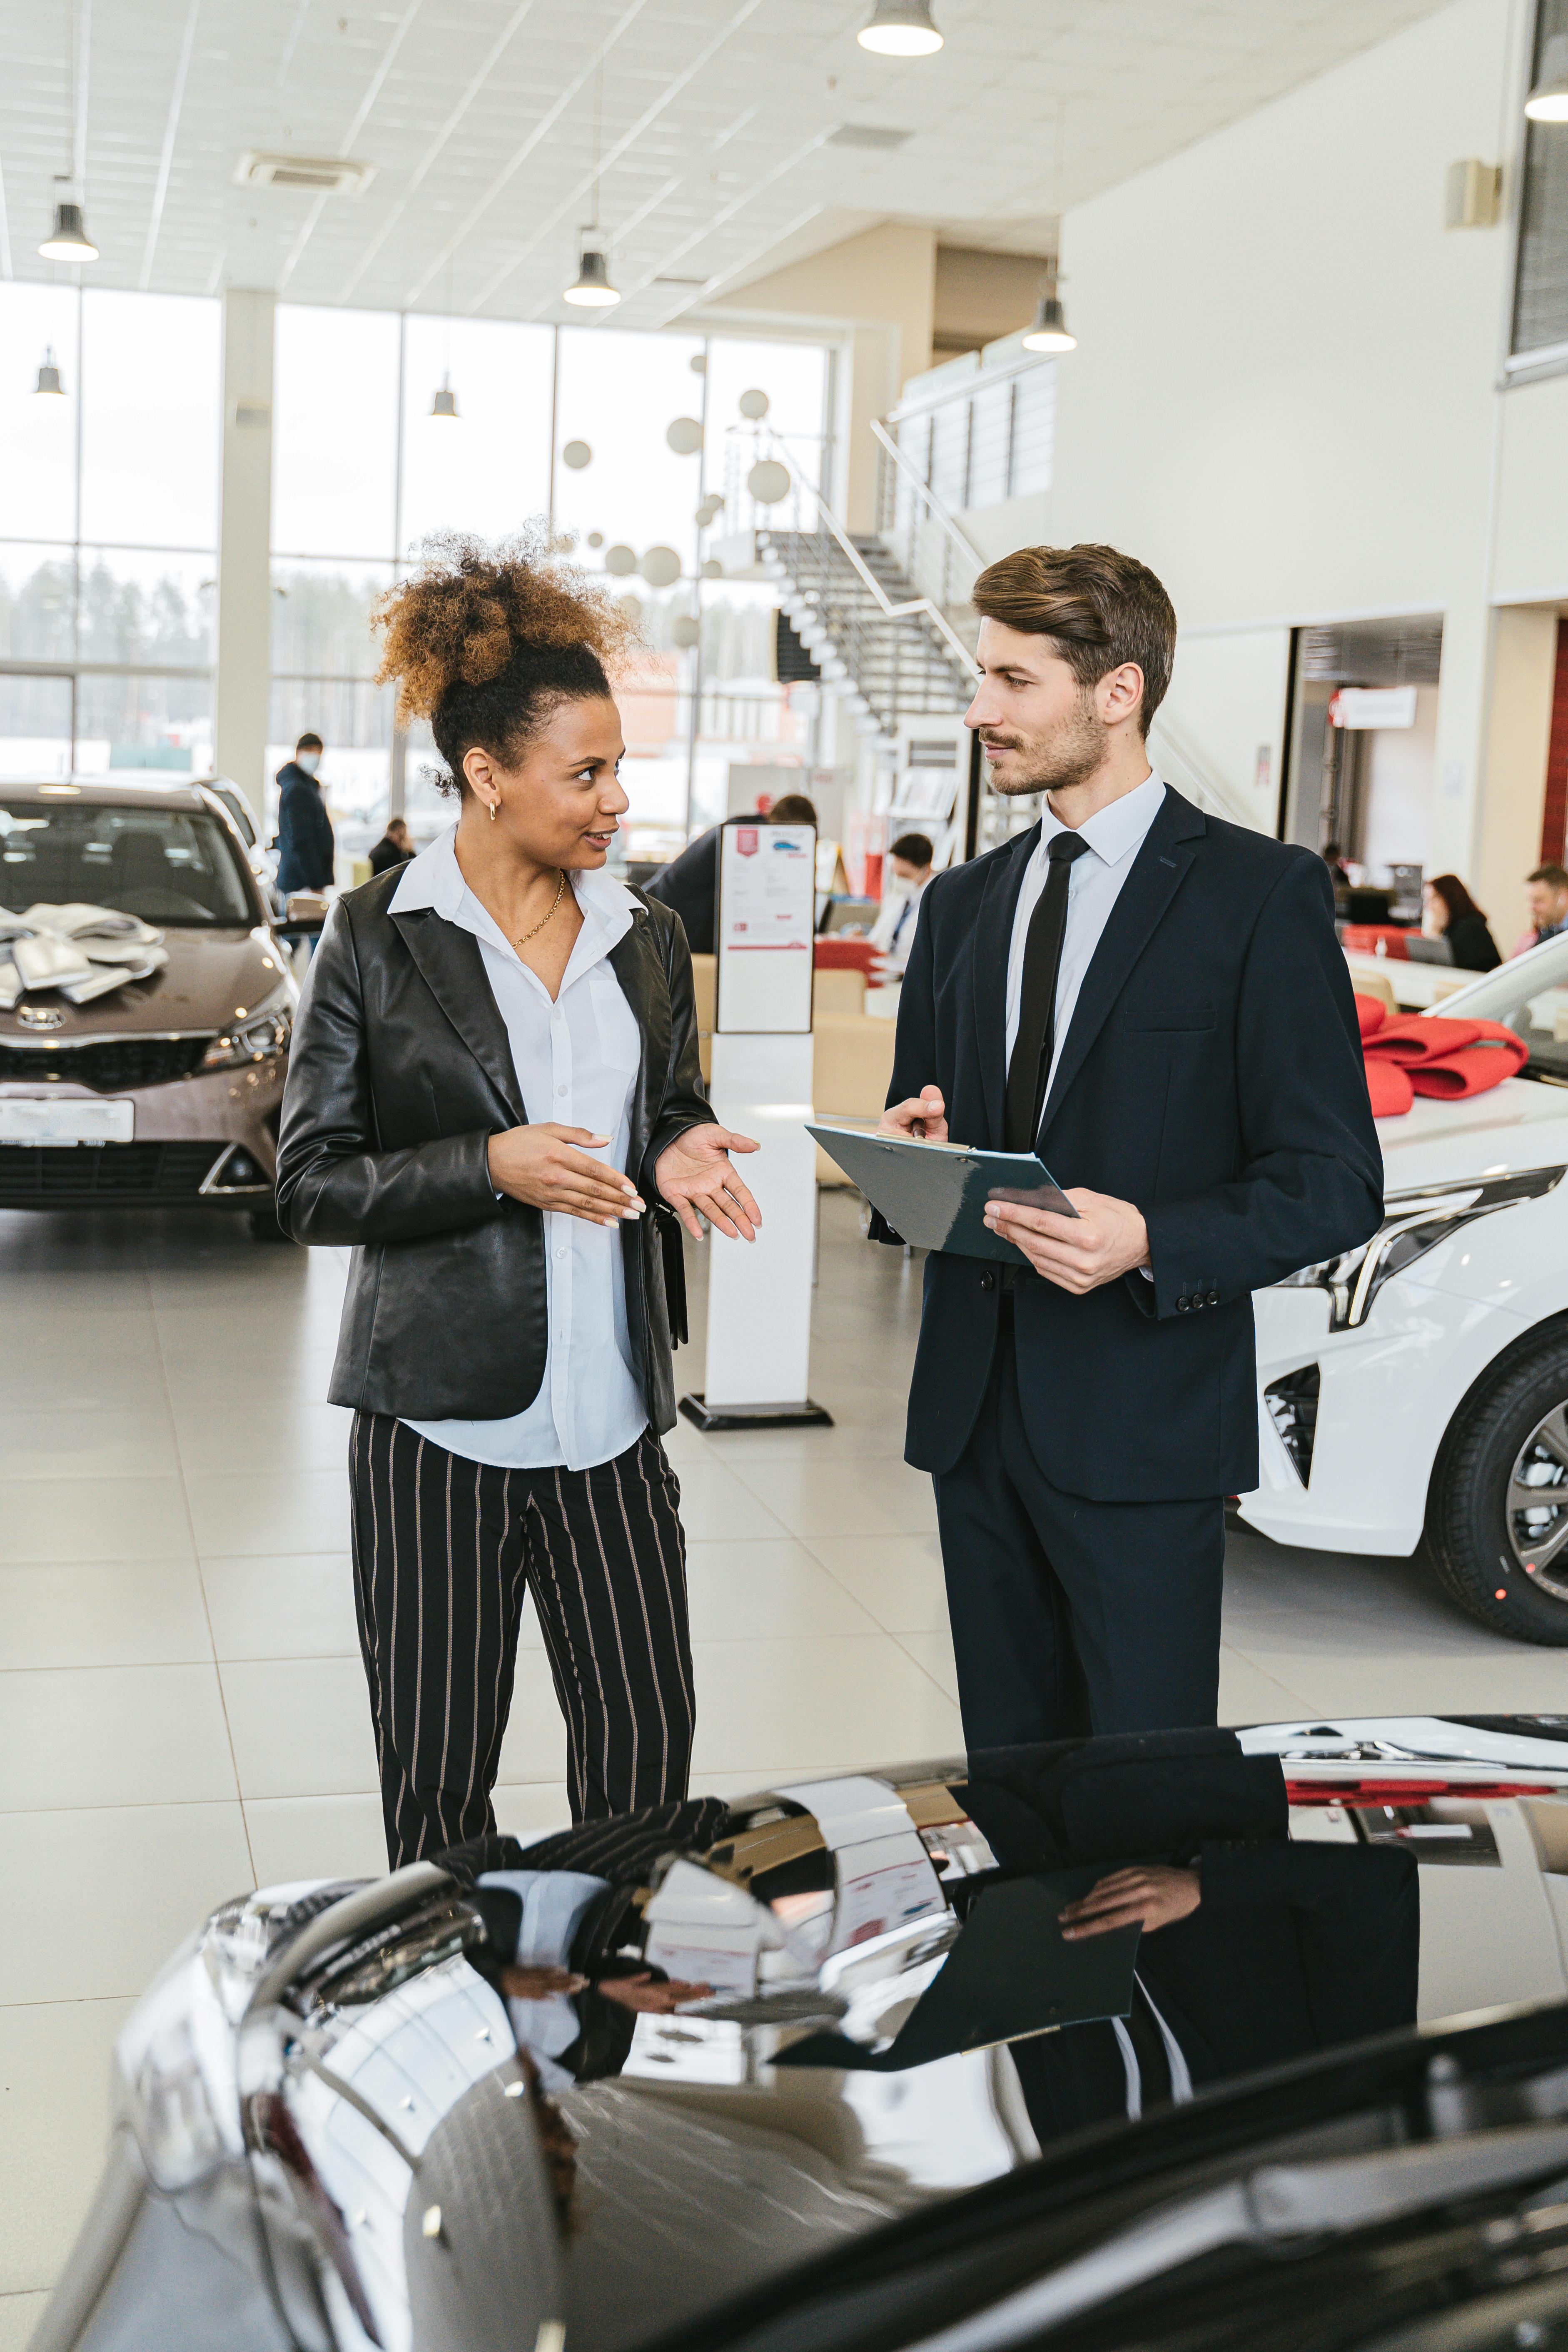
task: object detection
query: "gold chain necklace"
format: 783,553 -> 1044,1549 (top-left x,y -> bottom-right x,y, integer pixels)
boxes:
517,868 -> 566,949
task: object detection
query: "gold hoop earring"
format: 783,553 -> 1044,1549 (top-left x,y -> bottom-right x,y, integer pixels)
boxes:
488,799 -> 497,823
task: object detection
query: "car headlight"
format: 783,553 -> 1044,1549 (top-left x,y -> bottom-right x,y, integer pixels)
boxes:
1277,1165 -> 1566,1331
201,987 -> 292,1070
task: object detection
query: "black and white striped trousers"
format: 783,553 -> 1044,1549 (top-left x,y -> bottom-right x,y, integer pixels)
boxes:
348,1413 -> 696,1869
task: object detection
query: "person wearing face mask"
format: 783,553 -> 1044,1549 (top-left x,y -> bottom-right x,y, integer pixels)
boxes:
871,831 -> 936,979
275,732 -> 337,899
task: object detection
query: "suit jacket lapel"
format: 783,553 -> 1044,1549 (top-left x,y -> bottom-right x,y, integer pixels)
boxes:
391,906 -> 526,1124
1038,788 -> 1207,1142
973,820 -> 1040,1149
609,902 -> 664,1171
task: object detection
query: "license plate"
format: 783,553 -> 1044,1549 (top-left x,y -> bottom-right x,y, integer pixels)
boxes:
0,1098 -> 135,1147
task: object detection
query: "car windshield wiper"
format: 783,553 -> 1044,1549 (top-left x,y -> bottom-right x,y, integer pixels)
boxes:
897,2124 -> 1568,2352
1523,1058 -> 1568,1088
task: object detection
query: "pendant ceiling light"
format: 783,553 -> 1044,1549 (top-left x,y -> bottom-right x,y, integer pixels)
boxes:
565,62 -> 621,308
857,1 -> 943,57
430,372 -> 459,419
564,247 -> 620,307
34,347 -> 66,395
39,194 -> 98,263
1022,290 -> 1076,353
1526,33 -> 1568,122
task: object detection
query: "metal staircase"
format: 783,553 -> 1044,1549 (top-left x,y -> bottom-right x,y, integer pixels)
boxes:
756,527 -> 977,733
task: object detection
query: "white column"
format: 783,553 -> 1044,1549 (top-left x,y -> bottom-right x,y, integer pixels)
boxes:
214,288 -> 275,817
701,1031 -> 820,1415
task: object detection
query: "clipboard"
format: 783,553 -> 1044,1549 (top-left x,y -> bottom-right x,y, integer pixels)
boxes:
773,1871 -> 1139,2072
806,1122 -> 1079,1264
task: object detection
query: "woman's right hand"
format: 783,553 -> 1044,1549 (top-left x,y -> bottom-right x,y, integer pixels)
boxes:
487,1125 -> 645,1227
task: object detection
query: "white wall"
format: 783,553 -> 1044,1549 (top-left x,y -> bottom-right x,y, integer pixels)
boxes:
1153,627 -> 1291,832
1048,0 -> 1552,912
1361,686 -> 1440,878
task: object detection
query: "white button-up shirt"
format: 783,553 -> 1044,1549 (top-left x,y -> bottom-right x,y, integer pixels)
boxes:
393,827 -> 648,1472
1004,770 -> 1167,1103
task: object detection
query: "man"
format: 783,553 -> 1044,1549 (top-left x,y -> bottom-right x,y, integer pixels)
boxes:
878,542 -> 1381,1747
367,814 -> 414,876
871,830 -> 935,979
274,732 -> 335,898
644,792 -> 818,953
1516,862 -> 1568,955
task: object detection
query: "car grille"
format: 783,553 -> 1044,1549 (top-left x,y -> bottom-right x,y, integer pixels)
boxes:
0,1036 -> 212,1092
0,1143 -> 223,1201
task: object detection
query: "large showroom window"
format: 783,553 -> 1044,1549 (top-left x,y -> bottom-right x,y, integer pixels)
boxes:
0,284 -> 220,784
269,307 -> 831,856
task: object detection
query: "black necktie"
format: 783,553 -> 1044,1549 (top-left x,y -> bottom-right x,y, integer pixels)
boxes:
1005,831 -> 1091,1152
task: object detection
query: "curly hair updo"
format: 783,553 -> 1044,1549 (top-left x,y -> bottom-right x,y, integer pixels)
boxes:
372,526 -> 643,794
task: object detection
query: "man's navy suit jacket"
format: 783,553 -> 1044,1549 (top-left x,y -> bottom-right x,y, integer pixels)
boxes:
883,787 -> 1382,1502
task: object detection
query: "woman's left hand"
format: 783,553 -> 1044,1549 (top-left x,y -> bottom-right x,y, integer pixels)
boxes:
655,1124 -> 762,1241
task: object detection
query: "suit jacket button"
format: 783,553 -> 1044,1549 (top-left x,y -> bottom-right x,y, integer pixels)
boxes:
1207,1290 -> 1219,1306
1177,1295 -> 1189,1311
980,1271 -> 996,1292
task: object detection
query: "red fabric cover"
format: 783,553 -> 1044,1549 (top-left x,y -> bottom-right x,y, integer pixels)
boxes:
1410,1044 -> 1528,1098
1354,994 -> 1387,1040
1360,1013 -> 1526,1116
1363,1025 -> 1495,1072
1364,1059 -> 1415,1118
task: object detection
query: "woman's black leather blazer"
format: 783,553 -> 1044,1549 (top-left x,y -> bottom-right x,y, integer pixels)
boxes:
274,866 -> 715,1430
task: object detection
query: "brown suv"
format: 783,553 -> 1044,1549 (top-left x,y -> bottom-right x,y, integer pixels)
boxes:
0,777 -> 297,1236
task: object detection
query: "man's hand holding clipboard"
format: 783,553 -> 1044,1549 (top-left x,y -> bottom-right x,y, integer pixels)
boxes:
877,1088 -> 1153,1296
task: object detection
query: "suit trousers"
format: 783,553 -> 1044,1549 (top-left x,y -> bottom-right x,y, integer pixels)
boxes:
931,1303 -> 1224,1747
349,1412 -> 696,1868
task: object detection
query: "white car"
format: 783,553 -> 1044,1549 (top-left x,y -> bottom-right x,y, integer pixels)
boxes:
1241,933 -> 1568,1642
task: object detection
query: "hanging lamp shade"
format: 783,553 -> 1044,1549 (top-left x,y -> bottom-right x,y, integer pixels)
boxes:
1526,33 -> 1568,122
1022,293 -> 1076,353
430,373 -> 459,419
564,247 -> 621,308
34,346 -> 65,395
857,0 -> 943,56
39,199 -> 98,263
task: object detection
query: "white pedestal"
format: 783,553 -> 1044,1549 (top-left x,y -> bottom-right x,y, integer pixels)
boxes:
681,1030 -> 831,1430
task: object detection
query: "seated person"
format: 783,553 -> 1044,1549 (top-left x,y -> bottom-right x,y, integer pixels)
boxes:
870,831 -> 935,979
367,815 -> 414,875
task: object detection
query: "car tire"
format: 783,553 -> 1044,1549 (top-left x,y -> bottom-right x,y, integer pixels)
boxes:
1427,1326 -> 1568,1644
248,1201 -> 295,1243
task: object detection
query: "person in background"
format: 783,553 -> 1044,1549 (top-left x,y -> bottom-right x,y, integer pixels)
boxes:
275,732 -> 336,897
1321,841 -> 1351,884
1515,862 -> 1568,956
1423,873 -> 1501,972
872,831 -> 936,979
644,792 -> 818,954
367,815 -> 414,876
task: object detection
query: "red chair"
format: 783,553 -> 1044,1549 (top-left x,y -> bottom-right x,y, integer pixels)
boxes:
1341,924 -> 1418,958
815,937 -> 882,986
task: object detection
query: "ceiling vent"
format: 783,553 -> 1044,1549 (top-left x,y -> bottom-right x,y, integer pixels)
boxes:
828,123 -> 912,150
236,152 -> 376,195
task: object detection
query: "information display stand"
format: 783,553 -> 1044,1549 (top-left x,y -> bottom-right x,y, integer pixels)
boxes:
679,820 -> 832,1433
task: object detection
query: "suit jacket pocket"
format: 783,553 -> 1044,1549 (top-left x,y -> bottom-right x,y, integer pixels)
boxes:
1120,997 -> 1215,1033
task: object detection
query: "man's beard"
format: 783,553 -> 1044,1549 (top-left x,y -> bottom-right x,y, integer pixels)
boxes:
986,689 -> 1107,797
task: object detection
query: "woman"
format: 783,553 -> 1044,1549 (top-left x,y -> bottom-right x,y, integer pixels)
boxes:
1423,872 -> 1501,973
276,531 -> 762,1868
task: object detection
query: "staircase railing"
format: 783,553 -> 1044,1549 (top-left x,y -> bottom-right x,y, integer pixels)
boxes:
871,417 -> 984,635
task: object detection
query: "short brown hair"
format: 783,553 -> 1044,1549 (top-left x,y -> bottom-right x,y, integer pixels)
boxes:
767,793 -> 818,826
971,542 -> 1177,737
1529,863 -> 1568,889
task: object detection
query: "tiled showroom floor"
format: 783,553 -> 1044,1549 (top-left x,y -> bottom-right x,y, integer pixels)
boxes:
4,1187 -> 1568,2338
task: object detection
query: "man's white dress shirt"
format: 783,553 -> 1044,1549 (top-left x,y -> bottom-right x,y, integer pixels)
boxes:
393,827 -> 648,1472
1004,771 -> 1167,1106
